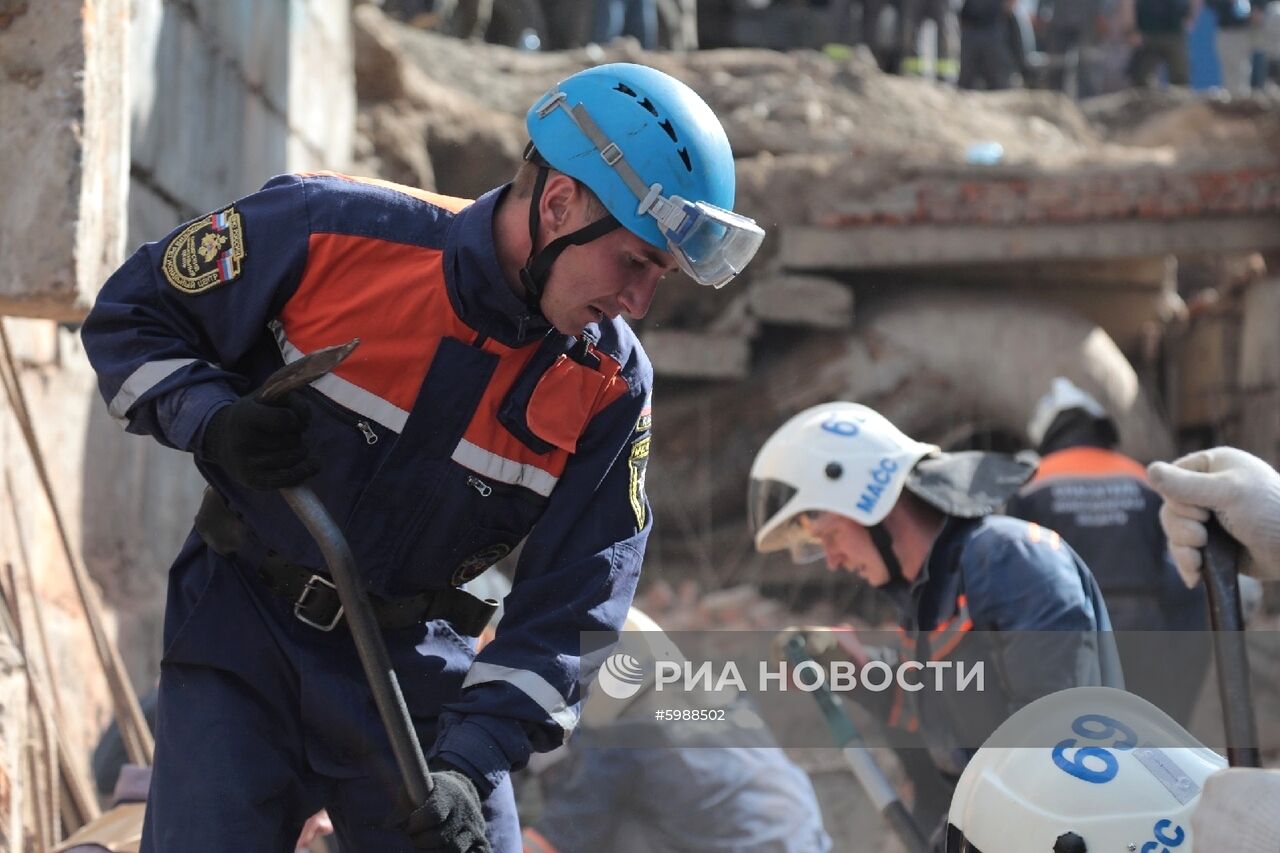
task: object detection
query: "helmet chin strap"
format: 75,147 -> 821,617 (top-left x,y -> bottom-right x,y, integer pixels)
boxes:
868,523 -> 908,590
520,165 -> 621,317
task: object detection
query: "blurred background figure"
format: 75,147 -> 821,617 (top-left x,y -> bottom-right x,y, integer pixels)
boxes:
520,608 -> 833,853
1037,0 -> 1108,95
899,0 -> 960,81
959,0 -> 1019,88
829,0 -> 895,68
1209,0 -> 1267,93
593,0 -> 659,48
1004,378 -> 1211,723
1261,1 -> 1280,87
1126,0 -> 1198,86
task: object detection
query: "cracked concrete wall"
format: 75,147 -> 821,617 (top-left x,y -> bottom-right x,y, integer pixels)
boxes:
0,0 -> 130,320
128,0 -> 354,242
1,1 -> 355,802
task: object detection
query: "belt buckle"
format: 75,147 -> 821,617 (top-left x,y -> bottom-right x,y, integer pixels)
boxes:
294,574 -> 343,632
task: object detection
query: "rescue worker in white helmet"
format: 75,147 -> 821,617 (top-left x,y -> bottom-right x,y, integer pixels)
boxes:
947,686 -> 1228,853
750,402 -> 1123,843
1005,378 -> 1210,723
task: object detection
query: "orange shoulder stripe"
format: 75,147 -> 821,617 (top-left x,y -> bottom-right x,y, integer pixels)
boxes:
298,171 -> 472,213
522,827 -> 561,853
1031,447 -> 1149,483
281,232 -> 468,414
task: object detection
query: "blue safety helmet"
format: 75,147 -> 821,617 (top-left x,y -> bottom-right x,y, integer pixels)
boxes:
524,63 -> 763,293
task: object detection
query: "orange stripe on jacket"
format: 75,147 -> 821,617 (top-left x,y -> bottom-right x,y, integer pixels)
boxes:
1031,447 -> 1149,483
299,171 -> 472,213
522,827 -> 560,853
281,233 -> 469,412
461,346 -> 630,478
281,219 -> 633,479
930,618 -> 973,662
930,595 -> 969,636
930,595 -> 973,662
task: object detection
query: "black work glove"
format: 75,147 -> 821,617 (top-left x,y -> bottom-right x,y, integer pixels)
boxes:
398,770 -> 492,853
200,393 -> 318,490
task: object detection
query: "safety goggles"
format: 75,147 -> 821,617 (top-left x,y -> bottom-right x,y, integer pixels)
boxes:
535,91 -> 764,289
639,191 -> 765,289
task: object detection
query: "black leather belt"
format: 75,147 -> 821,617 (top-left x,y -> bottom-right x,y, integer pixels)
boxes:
193,488 -> 497,637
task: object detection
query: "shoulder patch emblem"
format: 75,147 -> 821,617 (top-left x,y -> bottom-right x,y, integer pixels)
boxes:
162,206 -> 246,293
629,433 -> 650,530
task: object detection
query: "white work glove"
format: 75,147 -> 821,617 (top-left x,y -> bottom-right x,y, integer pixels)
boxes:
1191,769 -> 1280,852
1147,447 -> 1280,588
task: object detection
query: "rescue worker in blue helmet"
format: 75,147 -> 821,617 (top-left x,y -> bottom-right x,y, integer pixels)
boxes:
80,63 -> 761,853
750,403 -> 1122,844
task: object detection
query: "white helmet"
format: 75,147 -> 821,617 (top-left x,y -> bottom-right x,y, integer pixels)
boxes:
1027,377 -> 1111,447
748,402 -> 938,563
947,686 -> 1228,853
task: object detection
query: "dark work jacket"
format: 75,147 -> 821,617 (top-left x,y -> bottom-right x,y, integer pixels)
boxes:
1005,446 -> 1207,633
1004,446 -> 1210,722
961,0 -> 1007,25
1137,0 -> 1192,32
889,515 -> 1121,777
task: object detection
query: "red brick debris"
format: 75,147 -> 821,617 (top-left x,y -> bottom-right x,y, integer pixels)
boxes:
819,167 -> 1280,228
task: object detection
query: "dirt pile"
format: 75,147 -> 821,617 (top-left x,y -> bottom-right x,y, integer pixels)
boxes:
351,4 -> 1279,575
354,3 -> 1280,229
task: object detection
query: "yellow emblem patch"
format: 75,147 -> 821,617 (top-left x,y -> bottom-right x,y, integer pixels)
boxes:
161,206 -> 246,293
629,434 -> 650,530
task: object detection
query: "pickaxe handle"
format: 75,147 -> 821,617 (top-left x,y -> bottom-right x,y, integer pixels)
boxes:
258,340 -> 434,801
785,635 -> 929,853
280,485 -> 434,801
1201,515 -> 1261,768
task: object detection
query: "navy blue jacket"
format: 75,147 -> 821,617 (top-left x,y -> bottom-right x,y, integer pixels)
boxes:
1004,446 -> 1207,633
891,514 -> 1121,774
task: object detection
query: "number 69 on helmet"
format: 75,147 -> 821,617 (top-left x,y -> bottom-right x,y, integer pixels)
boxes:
946,686 -> 1227,853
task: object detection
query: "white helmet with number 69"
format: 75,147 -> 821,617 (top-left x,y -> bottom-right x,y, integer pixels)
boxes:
946,686 -> 1227,853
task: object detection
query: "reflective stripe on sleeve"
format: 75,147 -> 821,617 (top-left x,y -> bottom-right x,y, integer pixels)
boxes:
462,661 -> 578,732
108,358 -> 199,421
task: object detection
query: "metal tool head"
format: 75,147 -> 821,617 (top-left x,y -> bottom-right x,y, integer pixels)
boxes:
256,338 -> 360,403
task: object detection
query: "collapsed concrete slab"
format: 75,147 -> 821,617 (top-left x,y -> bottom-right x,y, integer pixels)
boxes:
0,1 -> 129,320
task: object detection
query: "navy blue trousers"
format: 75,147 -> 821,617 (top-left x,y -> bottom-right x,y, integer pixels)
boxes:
140,533 -> 520,852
